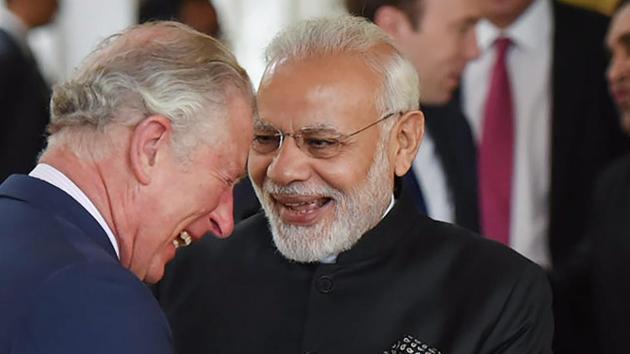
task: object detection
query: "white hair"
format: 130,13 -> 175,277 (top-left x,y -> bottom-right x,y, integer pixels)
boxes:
263,15 -> 420,125
45,21 -> 254,161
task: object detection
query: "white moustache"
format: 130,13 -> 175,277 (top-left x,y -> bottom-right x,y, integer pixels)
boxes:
262,180 -> 343,199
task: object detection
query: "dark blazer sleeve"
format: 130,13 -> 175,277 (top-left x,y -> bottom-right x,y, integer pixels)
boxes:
11,262 -> 174,354
480,262 -> 554,354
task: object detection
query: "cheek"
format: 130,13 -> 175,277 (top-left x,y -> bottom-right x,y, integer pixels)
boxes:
247,154 -> 272,187
314,156 -> 373,192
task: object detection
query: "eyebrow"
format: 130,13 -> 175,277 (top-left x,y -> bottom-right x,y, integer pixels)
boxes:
253,119 -> 276,129
253,119 -> 340,132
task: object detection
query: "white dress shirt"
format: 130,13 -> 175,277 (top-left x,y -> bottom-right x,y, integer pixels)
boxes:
29,163 -> 120,259
462,0 -> 553,268
412,132 -> 455,223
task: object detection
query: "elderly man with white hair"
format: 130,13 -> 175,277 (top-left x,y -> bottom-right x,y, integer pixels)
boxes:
0,21 -> 254,354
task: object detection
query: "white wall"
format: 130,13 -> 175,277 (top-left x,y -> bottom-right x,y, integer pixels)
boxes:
27,0 -> 136,83
21,0 -> 344,86
213,0 -> 345,87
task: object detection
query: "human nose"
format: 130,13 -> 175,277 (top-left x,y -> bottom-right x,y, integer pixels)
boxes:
266,134 -> 311,185
206,187 -> 235,238
608,54 -> 628,85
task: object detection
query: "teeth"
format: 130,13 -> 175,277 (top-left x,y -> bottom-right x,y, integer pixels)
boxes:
173,231 -> 192,249
283,199 -> 330,213
285,201 -> 317,207
180,231 -> 192,246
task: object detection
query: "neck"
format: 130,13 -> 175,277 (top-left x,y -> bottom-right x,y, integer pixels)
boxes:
486,0 -> 536,30
40,147 -> 132,253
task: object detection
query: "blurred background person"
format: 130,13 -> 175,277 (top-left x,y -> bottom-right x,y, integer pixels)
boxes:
590,1 -> 630,353
461,0 -> 630,352
139,0 -> 222,39
0,0 -> 59,182
345,0 -> 482,233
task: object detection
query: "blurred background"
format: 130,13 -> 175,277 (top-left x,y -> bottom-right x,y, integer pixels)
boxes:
1,0 -> 619,89
3,0 -> 345,87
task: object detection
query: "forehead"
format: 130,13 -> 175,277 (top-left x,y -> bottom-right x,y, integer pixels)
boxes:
209,93 -> 253,176
607,6 -> 630,48
257,54 -> 382,130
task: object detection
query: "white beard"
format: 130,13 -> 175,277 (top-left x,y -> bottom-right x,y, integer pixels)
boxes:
253,144 -> 393,263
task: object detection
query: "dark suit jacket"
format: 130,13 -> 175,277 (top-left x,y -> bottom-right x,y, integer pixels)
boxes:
0,29 -> 50,183
0,175 -> 173,354
589,154 -> 630,354
420,101 -> 479,232
157,195 -> 553,354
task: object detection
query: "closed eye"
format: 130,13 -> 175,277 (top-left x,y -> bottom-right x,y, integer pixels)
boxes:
253,134 -> 280,144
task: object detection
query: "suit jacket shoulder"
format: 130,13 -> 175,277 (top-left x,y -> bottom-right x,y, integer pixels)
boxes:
0,176 -> 173,354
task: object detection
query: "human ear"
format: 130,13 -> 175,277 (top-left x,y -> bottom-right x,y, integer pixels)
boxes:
374,5 -> 416,39
390,110 -> 424,176
129,115 -> 172,185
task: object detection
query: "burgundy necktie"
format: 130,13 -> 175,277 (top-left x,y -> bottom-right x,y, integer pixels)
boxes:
479,37 -> 514,245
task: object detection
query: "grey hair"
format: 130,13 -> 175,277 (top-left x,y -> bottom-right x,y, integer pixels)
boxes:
45,21 -> 254,161
262,15 -> 420,128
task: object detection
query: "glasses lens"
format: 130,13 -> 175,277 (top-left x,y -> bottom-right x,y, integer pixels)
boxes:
299,132 -> 342,159
252,131 -> 281,154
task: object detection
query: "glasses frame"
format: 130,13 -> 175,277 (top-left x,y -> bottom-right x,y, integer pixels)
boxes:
252,111 -> 402,159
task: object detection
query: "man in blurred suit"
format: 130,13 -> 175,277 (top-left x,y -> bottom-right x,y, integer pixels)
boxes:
0,0 -> 58,182
590,2 -> 630,353
345,0 -> 481,232
0,21 -> 254,354
157,16 -> 553,354
461,0 -> 629,352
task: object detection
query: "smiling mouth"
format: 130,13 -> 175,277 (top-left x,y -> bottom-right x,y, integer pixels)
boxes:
172,231 -> 192,249
281,198 -> 331,212
272,194 -> 334,225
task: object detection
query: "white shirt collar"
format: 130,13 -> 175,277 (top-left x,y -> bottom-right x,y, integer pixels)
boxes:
29,163 -> 121,259
319,194 -> 395,264
0,8 -> 30,54
477,0 -> 552,52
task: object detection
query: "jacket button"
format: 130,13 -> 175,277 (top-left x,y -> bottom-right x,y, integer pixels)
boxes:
316,276 -> 334,294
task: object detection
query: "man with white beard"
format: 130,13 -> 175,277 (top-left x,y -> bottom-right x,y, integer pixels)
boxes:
156,16 -> 553,354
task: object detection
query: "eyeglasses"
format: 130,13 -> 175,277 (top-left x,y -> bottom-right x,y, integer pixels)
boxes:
251,111 -> 401,159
